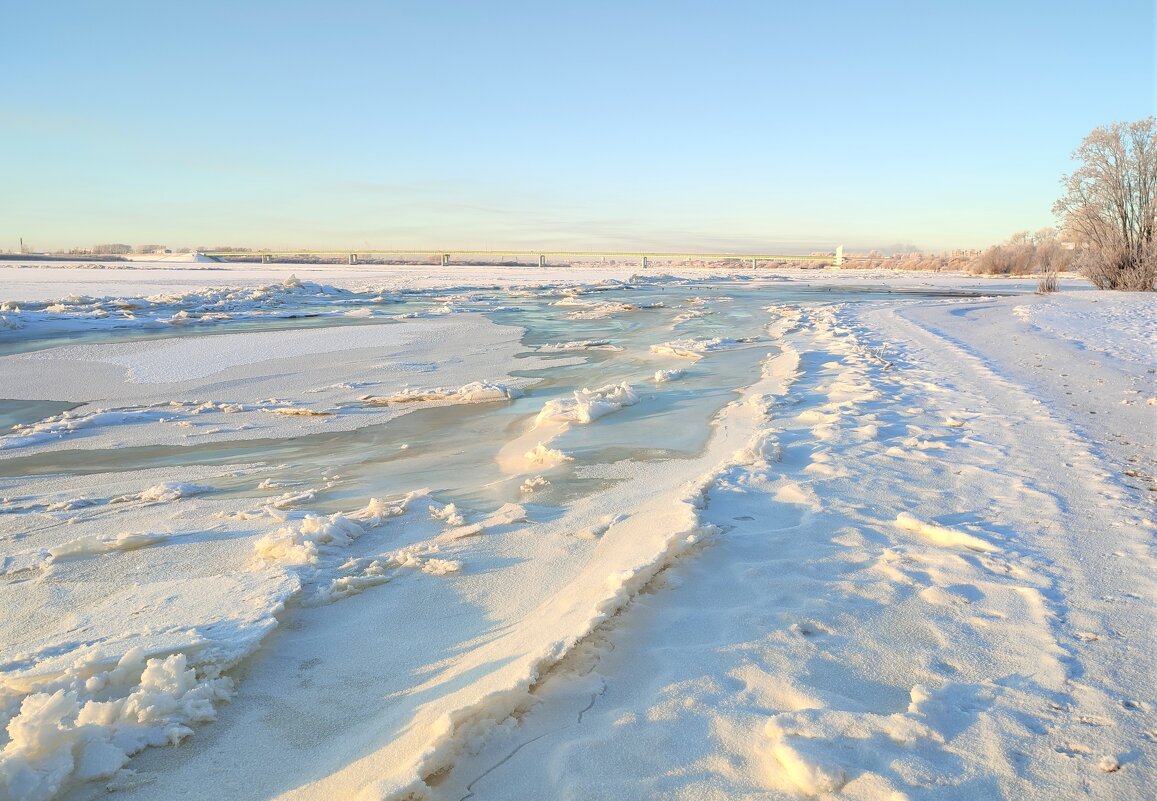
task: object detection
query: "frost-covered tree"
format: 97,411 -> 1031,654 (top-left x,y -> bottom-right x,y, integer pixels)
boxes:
1053,117 -> 1156,290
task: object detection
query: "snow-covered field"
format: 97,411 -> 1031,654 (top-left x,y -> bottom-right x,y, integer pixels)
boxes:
0,261 -> 1153,801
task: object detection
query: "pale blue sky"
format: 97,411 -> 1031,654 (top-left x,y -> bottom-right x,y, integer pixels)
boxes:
3,1 -> 1153,253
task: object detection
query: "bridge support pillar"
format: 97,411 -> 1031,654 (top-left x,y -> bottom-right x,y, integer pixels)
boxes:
441,253 -> 450,267
349,253 -> 358,265
538,255 -> 546,268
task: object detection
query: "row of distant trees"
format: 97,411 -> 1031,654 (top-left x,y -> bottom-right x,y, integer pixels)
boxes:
849,117 -> 1154,291
64,244 -> 172,255
58,244 -> 255,255
847,229 -> 1074,277
970,229 -> 1077,281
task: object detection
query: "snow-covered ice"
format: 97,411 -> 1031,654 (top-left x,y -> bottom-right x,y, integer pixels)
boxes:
0,261 -> 1152,801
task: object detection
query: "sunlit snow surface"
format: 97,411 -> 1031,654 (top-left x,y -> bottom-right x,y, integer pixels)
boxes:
0,266 -> 1153,801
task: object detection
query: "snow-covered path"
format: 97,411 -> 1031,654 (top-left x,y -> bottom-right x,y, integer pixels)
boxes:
436,295 -> 1156,800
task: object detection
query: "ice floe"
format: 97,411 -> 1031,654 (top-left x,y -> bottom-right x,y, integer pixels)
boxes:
534,382 -> 639,425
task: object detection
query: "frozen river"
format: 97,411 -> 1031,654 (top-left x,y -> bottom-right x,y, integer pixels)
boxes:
0,265 -> 1152,801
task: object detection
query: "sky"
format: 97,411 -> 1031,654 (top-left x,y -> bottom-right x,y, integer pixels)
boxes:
2,1 -> 1153,254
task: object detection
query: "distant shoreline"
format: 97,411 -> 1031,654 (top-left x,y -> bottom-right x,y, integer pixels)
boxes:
0,252 -> 129,262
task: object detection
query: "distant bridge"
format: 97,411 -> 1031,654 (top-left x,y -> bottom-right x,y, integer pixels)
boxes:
198,247 -> 846,269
